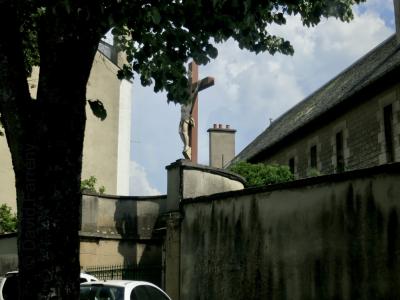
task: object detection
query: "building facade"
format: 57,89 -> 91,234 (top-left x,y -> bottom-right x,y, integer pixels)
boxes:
0,41 -> 132,211
232,35 -> 400,179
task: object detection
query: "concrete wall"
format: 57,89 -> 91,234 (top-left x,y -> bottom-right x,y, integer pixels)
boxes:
0,194 -> 166,273
260,83 -> 400,179
81,194 -> 166,238
0,234 -> 17,275
179,163 -> 400,300
166,160 -> 245,212
80,194 -> 166,268
0,50 -> 129,211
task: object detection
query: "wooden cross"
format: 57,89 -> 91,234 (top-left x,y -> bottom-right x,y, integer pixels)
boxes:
188,61 -> 214,163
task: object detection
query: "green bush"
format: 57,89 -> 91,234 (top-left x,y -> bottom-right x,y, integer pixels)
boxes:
229,161 -> 294,187
81,176 -> 106,194
0,204 -> 17,233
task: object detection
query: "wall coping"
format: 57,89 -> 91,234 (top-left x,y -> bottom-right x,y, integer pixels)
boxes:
182,162 -> 400,205
165,159 -> 246,184
0,232 -> 17,239
82,192 -> 167,201
79,231 -> 162,242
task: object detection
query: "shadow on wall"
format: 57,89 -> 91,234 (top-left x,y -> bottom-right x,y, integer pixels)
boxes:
114,195 -> 166,283
180,164 -> 400,300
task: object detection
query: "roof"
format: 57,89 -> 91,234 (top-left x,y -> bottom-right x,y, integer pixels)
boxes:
232,34 -> 400,164
97,40 -> 119,67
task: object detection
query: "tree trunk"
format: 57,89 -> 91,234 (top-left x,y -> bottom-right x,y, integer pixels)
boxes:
1,3 -> 106,299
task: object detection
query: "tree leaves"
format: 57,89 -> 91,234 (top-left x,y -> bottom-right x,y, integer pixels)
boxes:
150,7 -> 161,25
229,161 -> 294,187
87,99 -> 107,121
0,117 -> 3,137
0,204 -> 17,233
15,0 -> 366,104
108,0 -> 366,104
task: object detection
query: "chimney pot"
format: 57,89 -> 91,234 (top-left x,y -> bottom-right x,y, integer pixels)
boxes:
226,125 -> 230,129
213,123 -> 217,129
218,124 -> 222,129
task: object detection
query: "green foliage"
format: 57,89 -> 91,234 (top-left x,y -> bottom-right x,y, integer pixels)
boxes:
15,0 -> 365,104
112,0 -> 365,103
81,176 -> 106,194
308,168 -> 321,177
0,204 -> 17,233
0,117 -> 3,137
229,161 -> 294,187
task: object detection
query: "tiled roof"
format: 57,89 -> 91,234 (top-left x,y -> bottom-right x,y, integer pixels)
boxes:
232,34 -> 400,163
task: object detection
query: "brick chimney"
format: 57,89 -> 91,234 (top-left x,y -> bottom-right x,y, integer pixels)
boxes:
208,124 -> 236,168
395,0 -> 400,43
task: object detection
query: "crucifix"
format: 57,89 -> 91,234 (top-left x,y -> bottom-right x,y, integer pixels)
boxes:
179,61 -> 214,163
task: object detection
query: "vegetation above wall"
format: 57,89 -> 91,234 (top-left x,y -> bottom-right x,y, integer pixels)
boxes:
81,176 -> 106,195
229,161 -> 294,187
0,204 -> 17,234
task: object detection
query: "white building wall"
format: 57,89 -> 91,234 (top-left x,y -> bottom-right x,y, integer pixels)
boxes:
116,79 -> 132,195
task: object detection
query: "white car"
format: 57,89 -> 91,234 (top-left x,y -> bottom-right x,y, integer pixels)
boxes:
80,280 -> 172,300
0,271 -> 99,300
80,273 -> 100,283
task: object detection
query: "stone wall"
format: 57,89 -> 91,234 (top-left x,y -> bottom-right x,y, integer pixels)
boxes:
0,233 -> 17,275
80,193 -> 166,268
260,83 -> 400,179
0,194 -> 166,274
179,163 -> 400,300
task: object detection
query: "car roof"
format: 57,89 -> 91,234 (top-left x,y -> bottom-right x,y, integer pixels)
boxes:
80,280 -> 158,288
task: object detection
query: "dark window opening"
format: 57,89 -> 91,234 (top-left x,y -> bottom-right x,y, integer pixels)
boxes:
310,145 -> 317,169
336,131 -> 345,172
289,158 -> 295,174
384,104 -> 395,162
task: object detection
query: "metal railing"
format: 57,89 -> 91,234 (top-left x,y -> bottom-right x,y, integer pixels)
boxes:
84,264 -> 162,287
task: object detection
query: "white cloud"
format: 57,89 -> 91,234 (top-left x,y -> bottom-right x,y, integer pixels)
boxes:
130,161 -> 161,196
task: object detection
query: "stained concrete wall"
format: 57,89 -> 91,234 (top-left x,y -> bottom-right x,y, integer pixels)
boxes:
80,194 -> 166,268
0,233 -> 17,275
0,194 -> 166,274
179,163 -> 400,300
166,160 -> 245,212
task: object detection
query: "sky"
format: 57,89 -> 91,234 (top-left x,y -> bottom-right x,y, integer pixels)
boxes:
129,0 -> 396,196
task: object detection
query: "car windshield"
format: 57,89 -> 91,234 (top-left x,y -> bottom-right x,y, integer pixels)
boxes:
80,285 -> 124,300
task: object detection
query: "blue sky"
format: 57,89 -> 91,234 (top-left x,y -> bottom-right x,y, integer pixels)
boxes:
129,0 -> 396,195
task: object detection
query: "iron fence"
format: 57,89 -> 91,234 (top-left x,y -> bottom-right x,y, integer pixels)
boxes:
84,264 -> 162,287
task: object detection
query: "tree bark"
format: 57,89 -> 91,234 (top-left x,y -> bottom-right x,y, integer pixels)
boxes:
1,2 -> 106,299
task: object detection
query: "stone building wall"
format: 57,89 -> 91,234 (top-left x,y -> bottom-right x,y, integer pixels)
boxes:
261,84 -> 400,178
178,163 -> 400,300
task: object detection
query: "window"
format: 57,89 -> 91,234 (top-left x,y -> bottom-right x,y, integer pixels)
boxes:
310,145 -> 317,169
336,131 -> 345,172
289,157 -> 295,174
3,274 -> 19,300
144,286 -> 170,300
384,104 -> 395,162
131,286 -> 149,300
131,285 -> 170,300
